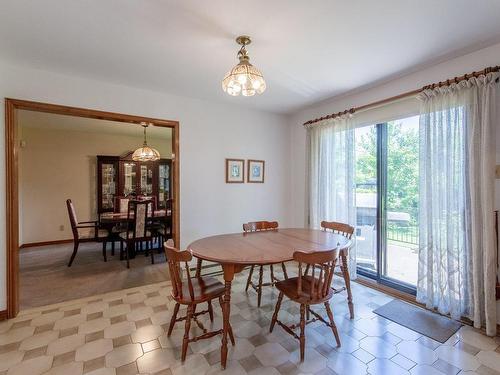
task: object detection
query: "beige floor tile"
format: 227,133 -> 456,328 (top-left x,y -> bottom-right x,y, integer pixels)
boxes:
126,306 -> 154,322
254,342 -> 290,367
19,330 -> 59,351
75,338 -> 113,362
85,367 -> 116,375
105,343 -> 143,368
476,350 -> 500,372
30,311 -> 65,327
397,340 -> 438,365
104,321 -> 136,339
6,355 -> 53,375
79,318 -> 111,336
435,345 -> 480,371
103,304 -> 131,319
131,325 -> 167,345
0,326 -> 35,345
171,353 -> 209,375
136,348 -> 176,373
0,351 -> 24,372
54,314 -> 87,330
47,334 -> 86,355
44,361 -> 83,375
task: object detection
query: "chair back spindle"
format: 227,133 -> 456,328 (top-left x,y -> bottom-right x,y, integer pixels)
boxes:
294,249 -> 338,302
320,221 -> 354,239
243,221 -> 279,233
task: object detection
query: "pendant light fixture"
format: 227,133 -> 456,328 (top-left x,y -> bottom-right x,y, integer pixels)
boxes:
222,35 -> 266,97
132,122 -> 161,162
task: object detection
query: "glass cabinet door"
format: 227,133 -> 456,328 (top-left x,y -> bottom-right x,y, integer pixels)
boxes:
101,162 -> 116,211
123,162 -> 137,196
140,164 -> 154,196
158,162 -> 170,209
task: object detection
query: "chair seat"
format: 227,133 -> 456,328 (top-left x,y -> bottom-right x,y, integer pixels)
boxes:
119,231 -> 152,241
275,275 -> 333,304
78,228 -> 108,240
175,276 -> 226,304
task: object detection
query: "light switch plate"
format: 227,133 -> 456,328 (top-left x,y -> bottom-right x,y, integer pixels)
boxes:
496,165 -> 500,179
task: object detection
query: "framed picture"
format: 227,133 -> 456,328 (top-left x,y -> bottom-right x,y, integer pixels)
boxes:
247,160 -> 265,183
225,158 -> 245,183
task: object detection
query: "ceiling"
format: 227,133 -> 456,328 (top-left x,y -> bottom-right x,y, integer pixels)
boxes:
18,110 -> 172,140
2,1 -> 500,114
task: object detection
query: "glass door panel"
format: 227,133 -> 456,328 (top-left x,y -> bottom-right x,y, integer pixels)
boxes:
384,116 -> 419,286
140,164 -> 154,196
101,163 -> 116,210
158,162 -> 170,209
123,162 -> 137,196
354,125 -> 378,275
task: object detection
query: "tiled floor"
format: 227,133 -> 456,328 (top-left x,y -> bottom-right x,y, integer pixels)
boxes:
1,270 -> 500,375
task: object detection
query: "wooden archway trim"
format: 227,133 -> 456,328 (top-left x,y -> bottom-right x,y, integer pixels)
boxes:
4,98 -> 181,319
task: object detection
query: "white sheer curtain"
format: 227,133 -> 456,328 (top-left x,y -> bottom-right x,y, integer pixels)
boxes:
417,72 -> 499,336
306,115 -> 357,278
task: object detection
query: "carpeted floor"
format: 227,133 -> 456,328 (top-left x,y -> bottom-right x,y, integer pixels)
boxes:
20,241 -> 169,310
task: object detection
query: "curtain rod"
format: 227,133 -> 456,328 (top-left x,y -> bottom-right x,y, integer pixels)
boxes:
303,65 -> 500,127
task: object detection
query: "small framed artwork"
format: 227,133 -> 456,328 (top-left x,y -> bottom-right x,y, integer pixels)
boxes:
225,158 -> 245,183
247,160 -> 265,183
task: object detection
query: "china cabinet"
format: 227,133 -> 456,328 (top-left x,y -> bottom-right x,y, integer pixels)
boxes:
97,151 -> 172,214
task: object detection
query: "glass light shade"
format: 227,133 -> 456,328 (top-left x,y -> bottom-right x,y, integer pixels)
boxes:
222,61 -> 266,97
132,145 -> 161,162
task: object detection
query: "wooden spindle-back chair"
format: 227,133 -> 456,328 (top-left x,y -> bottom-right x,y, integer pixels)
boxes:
320,220 -> 355,319
243,221 -> 288,307
270,248 -> 341,361
165,241 -> 235,362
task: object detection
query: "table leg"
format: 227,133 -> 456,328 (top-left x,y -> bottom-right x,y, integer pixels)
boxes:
220,263 -> 244,369
221,264 -> 234,370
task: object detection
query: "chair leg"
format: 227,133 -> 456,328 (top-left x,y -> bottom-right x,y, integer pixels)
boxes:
299,304 -> 306,362
245,265 -> 254,291
340,253 -> 354,319
207,300 -> 214,322
168,302 -> 180,336
324,301 -> 341,347
270,291 -> 283,332
126,241 -> 131,269
111,240 -> 115,256
181,304 -> 193,362
120,240 -> 124,260
148,241 -> 155,264
68,241 -> 79,267
281,262 -> 288,280
270,264 -> 275,284
257,265 -> 264,307
102,241 -> 107,262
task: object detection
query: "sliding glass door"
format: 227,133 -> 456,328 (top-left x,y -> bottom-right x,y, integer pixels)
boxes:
355,115 -> 419,293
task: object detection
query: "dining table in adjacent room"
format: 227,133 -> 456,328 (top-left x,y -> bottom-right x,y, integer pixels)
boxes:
187,228 -> 352,369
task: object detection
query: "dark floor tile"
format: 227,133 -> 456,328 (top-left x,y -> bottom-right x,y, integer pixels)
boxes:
52,350 -> 75,367
83,355 -> 105,374
113,335 -> 132,348
239,354 -> 263,373
59,327 -> 79,338
432,359 -> 461,375
85,330 -> 104,343
23,345 -> 47,360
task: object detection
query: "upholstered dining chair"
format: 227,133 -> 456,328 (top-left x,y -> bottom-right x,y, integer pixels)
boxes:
165,240 -> 235,362
118,200 -> 154,268
320,220 -> 355,319
66,199 -> 108,267
114,196 -> 130,213
270,248 -> 341,361
243,221 -> 288,307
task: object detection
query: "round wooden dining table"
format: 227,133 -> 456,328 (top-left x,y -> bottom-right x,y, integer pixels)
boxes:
187,228 -> 352,369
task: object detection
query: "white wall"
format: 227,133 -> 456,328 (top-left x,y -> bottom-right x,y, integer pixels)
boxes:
0,61 -> 291,310
289,42 -> 500,227
18,125 -> 171,244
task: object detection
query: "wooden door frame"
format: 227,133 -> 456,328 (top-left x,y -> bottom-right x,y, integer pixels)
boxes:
4,98 -> 181,319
